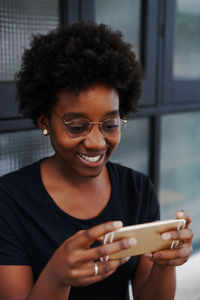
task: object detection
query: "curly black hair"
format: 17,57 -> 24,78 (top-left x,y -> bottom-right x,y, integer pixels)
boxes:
16,21 -> 143,124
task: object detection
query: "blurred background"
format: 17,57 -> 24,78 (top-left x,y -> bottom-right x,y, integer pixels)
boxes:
0,1 -> 200,297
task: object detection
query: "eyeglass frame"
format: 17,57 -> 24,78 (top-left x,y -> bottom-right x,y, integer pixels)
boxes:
51,109 -> 127,138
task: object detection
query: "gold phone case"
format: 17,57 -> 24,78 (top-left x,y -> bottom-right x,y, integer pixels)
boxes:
101,219 -> 186,261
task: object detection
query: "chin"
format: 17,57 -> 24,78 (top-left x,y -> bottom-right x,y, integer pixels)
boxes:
78,164 -> 106,178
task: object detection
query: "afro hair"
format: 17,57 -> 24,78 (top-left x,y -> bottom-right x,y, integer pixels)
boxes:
16,21 -> 144,124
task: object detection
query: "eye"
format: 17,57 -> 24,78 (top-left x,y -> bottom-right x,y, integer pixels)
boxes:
66,119 -> 89,133
102,119 -> 120,132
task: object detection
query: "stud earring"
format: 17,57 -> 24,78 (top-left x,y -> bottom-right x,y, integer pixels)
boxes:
42,129 -> 48,136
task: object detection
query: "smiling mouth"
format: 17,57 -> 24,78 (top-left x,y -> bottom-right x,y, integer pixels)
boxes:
78,153 -> 102,163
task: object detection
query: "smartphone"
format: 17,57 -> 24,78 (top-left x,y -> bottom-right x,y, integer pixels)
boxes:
101,219 -> 186,261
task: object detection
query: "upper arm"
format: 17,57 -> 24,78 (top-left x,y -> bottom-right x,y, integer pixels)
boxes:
132,255 -> 153,299
0,265 -> 34,300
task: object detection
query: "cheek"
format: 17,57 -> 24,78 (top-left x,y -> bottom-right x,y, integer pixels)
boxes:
108,135 -> 121,150
50,133 -> 80,152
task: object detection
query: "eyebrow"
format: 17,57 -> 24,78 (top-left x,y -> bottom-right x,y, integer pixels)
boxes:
62,110 -> 120,119
104,110 -> 120,117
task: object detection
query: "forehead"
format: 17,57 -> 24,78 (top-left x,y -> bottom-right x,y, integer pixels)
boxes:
55,84 -> 119,116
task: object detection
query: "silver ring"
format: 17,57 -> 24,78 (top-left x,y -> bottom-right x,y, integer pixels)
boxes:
94,262 -> 98,277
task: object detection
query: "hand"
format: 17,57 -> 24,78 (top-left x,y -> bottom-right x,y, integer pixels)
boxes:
45,221 -> 137,288
145,210 -> 193,266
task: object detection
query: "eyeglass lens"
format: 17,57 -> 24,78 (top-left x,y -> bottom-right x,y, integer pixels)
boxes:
63,118 -> 124,137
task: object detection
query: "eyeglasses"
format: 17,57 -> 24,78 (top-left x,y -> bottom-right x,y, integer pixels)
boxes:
52,110 -> 127,138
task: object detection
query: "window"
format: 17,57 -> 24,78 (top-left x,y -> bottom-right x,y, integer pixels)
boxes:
160,112 -> 200,249
173,0 -> 200,79
0,0 -> 60,124
95,0 -> 141,56
111,118 -> 149,174
162,0 -> 200,103
0,0 -> 60,81
0,130 -> 53,176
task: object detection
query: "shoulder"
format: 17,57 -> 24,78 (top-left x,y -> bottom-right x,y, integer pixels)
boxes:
107,161 -> 152,192
108,161 -> 160,222
0,160 -> 42,198
0,159 -> 41,182
0,159 -> 45,226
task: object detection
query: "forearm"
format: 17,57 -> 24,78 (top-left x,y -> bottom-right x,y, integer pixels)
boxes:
135,264 -> 176,300
26,265 -> 71,300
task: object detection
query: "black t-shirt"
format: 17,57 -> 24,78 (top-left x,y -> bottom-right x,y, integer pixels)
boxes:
0,160 -> 160,300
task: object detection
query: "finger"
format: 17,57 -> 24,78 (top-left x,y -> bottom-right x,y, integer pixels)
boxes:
70,221 -> 123,248
92,257 -> 130,277
161,228 -> 193,243
96,236 -> 104,243
87,257 -> 130,284
63,255 -> 130,286
176,210 -> 192,228
76,257 -> 130,287
149,256 -> 190,266
81,237 -> 137,262
80,268 -> 115,286
149,244 -> 193,261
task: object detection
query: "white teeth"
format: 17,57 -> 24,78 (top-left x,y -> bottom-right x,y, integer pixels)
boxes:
79,153 -> 101,163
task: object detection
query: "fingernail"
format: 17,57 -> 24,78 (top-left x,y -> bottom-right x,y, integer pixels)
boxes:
123,256 -> 131,262
121,256 -> 131,263
128,238 -> 137,246
145,252 -> 152,258
177,211 -> 184,218
120,257 -> 129,264
113,221 -> 123,228
162,233 -> 171,240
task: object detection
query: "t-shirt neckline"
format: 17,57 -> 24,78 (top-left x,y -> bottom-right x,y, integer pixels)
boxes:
37,158 -> 114,224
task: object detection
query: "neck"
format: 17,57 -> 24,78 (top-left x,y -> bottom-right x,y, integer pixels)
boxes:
43,155 -> 108,188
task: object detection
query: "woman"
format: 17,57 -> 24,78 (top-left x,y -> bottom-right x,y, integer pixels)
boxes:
0,22 -> 193,300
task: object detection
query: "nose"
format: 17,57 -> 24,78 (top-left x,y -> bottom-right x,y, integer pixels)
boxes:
83,124 -> 106,150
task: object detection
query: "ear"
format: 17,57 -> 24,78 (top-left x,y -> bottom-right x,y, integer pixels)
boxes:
37,115 -> 50,133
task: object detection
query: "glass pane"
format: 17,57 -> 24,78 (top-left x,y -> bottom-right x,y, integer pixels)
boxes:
0,0 -> 60,81
111,118 -> 149,174
0,129 -> 54,176
95,0 -> 141,57
173,0 -> 200,79
159,112 -> 200,249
